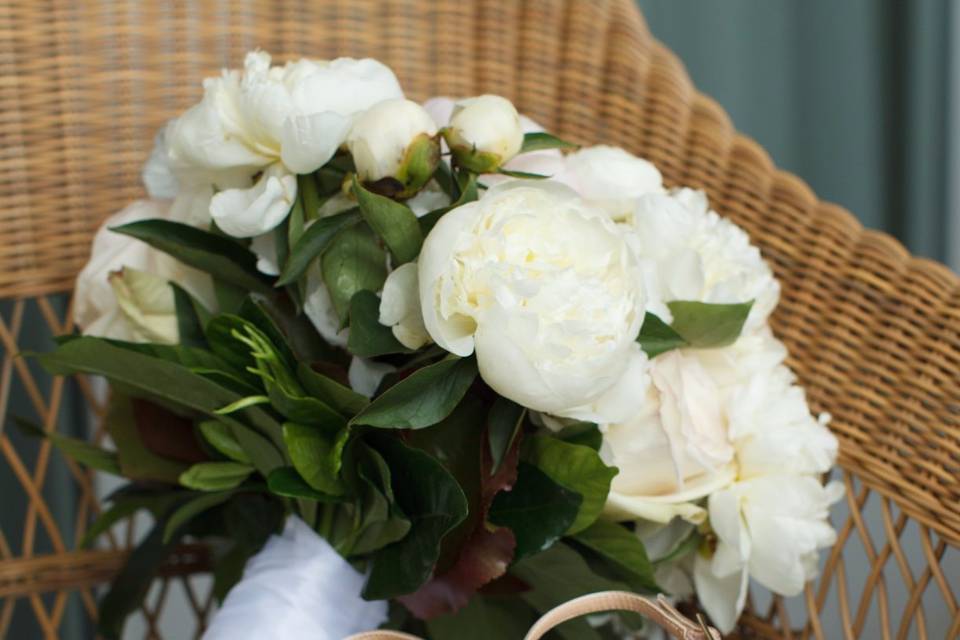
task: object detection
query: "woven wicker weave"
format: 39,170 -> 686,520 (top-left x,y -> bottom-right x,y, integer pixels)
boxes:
0,1 -> 957,638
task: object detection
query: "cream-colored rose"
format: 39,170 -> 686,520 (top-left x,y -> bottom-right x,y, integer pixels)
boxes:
442,95 -> 524,173
74,200 -> 216,344
347,98 -> 439,197
418,181 -> 646,420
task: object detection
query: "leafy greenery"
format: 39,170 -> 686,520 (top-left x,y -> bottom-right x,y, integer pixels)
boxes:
347,289 -> 413,357
486,398 -> 525,475
179,461 -> 253,491
636,312 -> 688,358
351,357 -> 477,430
637,300 -> 754,357
110,219 -> 273,294
520,131 -> 579,153
321,221 -> 388,322
488,462 -> 581,560
522,435 -> 617,534
282,423 -> 349,496
198,420 -> 251,463
267,466 -> 343,502
570,520 -> 659,592
363,436 -> 468,599
163,490 -> 237,542
353,176 -> 423,265
276,209 -> 359,286
14,416 -> 121,476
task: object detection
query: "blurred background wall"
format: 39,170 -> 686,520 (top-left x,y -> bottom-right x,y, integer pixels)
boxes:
638,0 -> 957,270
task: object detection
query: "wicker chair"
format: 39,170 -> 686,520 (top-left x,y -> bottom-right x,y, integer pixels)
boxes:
0,1 -> 957,638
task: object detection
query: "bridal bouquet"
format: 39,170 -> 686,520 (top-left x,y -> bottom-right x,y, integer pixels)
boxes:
30,52 -> 841,639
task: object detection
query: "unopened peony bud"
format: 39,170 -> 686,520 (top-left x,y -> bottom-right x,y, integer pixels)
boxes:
109,267 -> 179,344
443,95 -> 524,173
347,98 -> 440,198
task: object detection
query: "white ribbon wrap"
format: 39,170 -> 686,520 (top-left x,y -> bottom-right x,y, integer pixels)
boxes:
203,516 -> 388,640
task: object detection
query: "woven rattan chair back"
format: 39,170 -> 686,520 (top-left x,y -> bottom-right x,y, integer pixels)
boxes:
0,1 -> 957,638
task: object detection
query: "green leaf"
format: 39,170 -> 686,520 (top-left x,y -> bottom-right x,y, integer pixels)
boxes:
511,543 -> 632,640
98,521 -> 178,640
14,417 -> 121,475
276,209 -> 361,286
497,169 -> 550,179
488,462 -> 581,560
353,176 -> 424,265
179,461 -> 253,491
110,219 -> 273,294
282,423 -> 349,495
347,289 -> 412,358
636,312 -> 688,358
163,490 -> 236,543
298,173 -> 323,222
418,172 -> 478,235
267,466 -> 343,502
363,436 -> 469,599
653,528 -> 704,567
350,357 -> 477,430
523,435 -> 617,534
213,395 -> 271,416
520,132 -> 579,153
80,491 -> 182,548
198,420 -> 251,463
212,543 -> 252,603
571,520 -> 659,593
322,221 -> 388,322
427,595 -> 539,640
296,362 -> 368,417
554,421 -> 602,451
487,397 -> 525,475
666,300 -> 754,349
171,284 -> 210,348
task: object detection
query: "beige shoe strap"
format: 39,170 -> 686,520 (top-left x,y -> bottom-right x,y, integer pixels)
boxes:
345,591 -> 721,640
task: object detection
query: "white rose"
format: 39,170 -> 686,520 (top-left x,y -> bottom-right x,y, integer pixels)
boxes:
347,98 -> 439,197
74,200 -> 216,344
418,181 -> 646,419
601,350 -> 736,524
166,51 -> 403,237
443,95 -> 524,173
694,475 -> 843,632
628,188 -> 780,332
379,263 -> 430,350
556,145 -> 664,221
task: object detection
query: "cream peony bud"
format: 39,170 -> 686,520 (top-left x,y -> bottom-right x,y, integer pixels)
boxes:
74,200 -> 217,344
108,267 -> 180,344
378,262 -> 431,350
418,181 -> 646,420
347,99 -> 440,198
443,95 -> 524,173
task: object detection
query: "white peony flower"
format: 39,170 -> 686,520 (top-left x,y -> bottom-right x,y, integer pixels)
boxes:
347,98 -> 439,197
628,188 -> 780,333
443,95 -> 525,173
379,263 -> 430,350
348,356 -> 396,398
601,350 -> 737,524
694,475 -> 843,632
303,261 -> 349,348
556,145 -> 664,221
418,181 -> 646,420
74,200 -> 216,344
165,51 -> 403,237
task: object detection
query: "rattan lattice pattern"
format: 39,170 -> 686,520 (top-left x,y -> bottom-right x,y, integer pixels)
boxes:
0,1 -> 957,638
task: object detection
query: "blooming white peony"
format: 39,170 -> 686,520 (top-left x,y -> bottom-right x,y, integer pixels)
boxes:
442,95 -> 525,173
74,200 -> 216,344
164,51 -> 403,237
418,181 -> 647,420
693,475 -> 843,632
628,188 -> 780,333
555,145 -> 664,221
601,350 -> 737,524
347,98 -> 438,194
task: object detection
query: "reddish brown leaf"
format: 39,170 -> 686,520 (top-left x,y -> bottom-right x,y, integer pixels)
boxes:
398,525 -> 516,619
131,399 -> 207,464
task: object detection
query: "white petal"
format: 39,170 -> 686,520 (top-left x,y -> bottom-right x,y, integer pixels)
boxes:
210,164 -> 297,238
142,123 -> 179,199
251,232 -> 280,276
348,357 -> 395,398
280,111 -> 351,174
693,554 -> 749,634
303,263 -> 348,348
379,263 -> 430,350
